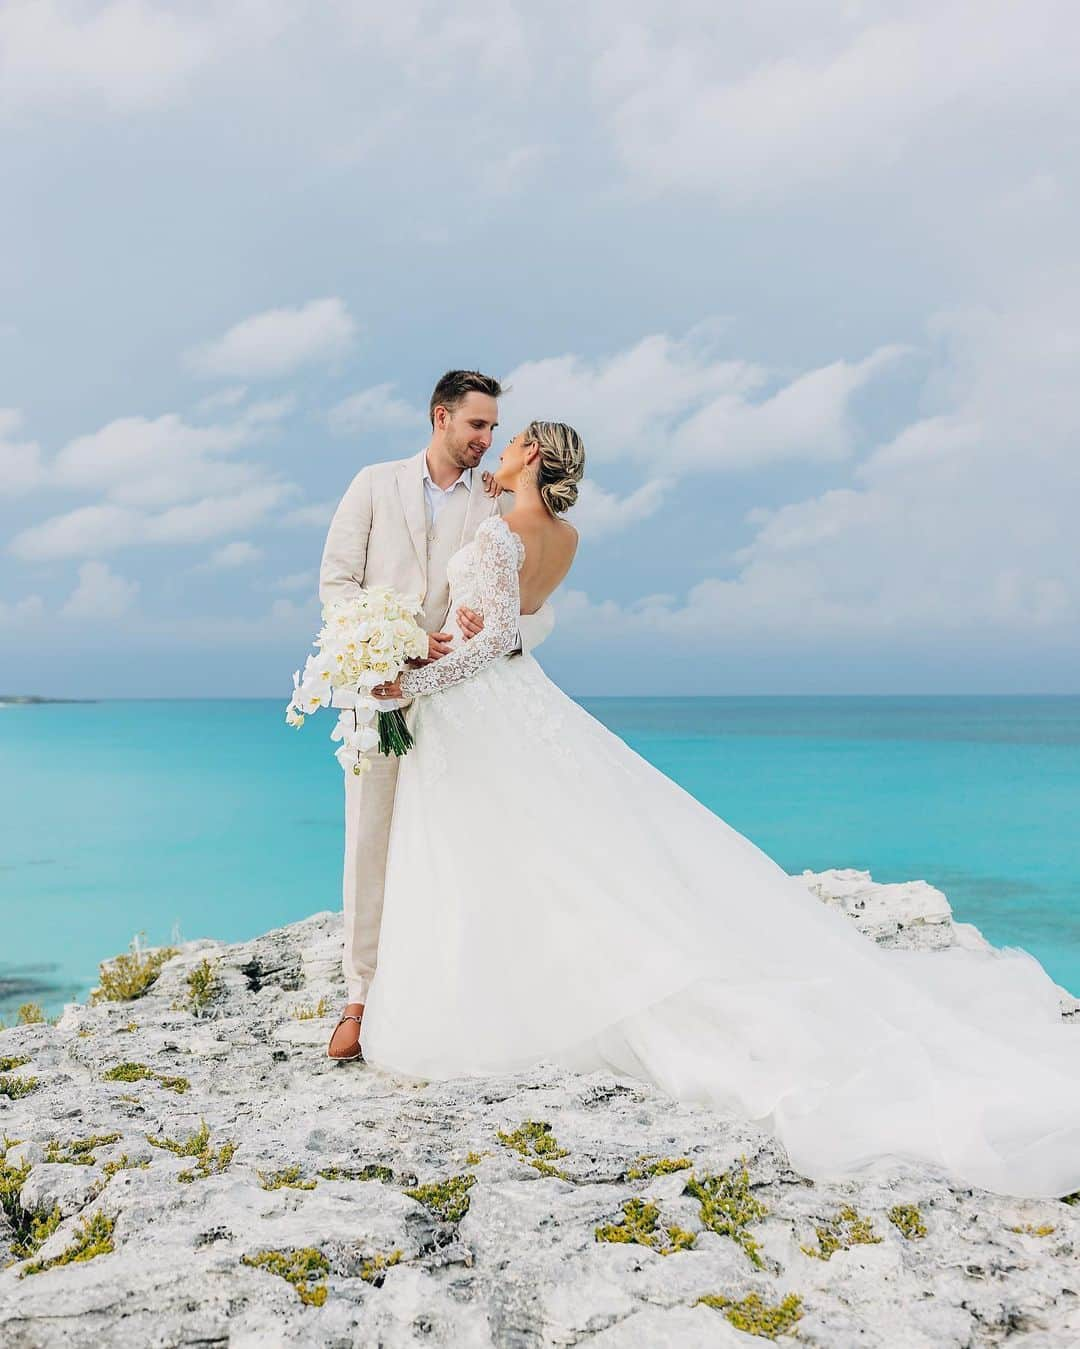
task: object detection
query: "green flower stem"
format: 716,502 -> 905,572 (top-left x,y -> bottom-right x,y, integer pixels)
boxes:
377,709 -> 414,757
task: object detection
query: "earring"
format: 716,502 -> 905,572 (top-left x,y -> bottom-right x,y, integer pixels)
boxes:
520,467 -> 538,489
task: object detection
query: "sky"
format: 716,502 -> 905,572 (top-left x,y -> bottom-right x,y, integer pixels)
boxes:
1,0 -> 1078,697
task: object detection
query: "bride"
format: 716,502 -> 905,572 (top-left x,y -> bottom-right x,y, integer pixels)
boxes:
367,420 -> 1080,1201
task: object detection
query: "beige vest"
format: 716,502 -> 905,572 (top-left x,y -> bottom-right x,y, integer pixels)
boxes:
421,483 -> 472,632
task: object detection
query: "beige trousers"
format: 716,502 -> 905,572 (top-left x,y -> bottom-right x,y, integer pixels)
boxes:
341,747 -> 401,1004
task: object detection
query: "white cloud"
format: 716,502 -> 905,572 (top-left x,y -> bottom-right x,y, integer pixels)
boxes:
0,409 -> 44,493
188,298 -> 356,379
500,326 -> 906,475
595,2 -> 1080,204
0,592 -> 44,625
10,503 -> 142,561
12,398 -> 293,507
328,382 -> 421,435
52,412 -> 259,507
206,540 -> 263,569
281,501 -> 336,529
7,399 -> 299,561
556,287 -> 1080,647
144,593 -> 320,646
142,483 -> 297,547
271,569 -> 317,593
0,1 -> 203,112
61,560 -> 138,620
195,385 -> 248,414
10,483 -> 296,560
570,479 -> 666,538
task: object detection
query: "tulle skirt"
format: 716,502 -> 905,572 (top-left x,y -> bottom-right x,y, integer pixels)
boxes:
361,653 -> 1080,1198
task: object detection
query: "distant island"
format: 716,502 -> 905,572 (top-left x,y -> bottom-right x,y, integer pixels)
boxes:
0,695 -> 98,705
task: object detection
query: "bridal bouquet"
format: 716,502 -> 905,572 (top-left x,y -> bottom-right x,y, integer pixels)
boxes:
285,587 -> 428,774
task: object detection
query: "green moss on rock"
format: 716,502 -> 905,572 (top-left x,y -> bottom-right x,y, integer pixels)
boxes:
698,1291 -> 803,1339
101,1153 -> 150,1180
90,939 -> 178,1004
102,1061 -> 189,1094
259,1165 -> 316,1191
360,1249 -> 403,1285
496,1121 -> 569,1178
44,1132 -> 122,1166
317,1163 -> 397,1184
0,1074 -> 38,1100
595,1197 -> 696,1256
20,1210 -> 116,1277
147,1120 -> 235,1183
0,1148 -> 61,1260
405,1173 -> 476,1224
626,1155 -> 692,1180
888,1203 -> 928,1240
242,1246 -> 329,1306
801,1205 -> 883,1260
685,1158 -> 768,1269
181,958 -> 219,1015
0,1055 -> 30,1073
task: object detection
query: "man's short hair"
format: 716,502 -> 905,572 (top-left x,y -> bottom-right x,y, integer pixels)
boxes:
429,369 -> 503,426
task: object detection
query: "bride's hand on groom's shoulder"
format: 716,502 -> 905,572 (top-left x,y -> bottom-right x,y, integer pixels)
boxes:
481,471 -> 503,499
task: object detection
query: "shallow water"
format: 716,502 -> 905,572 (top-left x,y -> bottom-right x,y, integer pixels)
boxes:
2,695 -> 1077,1016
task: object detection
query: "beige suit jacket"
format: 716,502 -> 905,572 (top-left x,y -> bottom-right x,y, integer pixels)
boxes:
319,449 -> 555,704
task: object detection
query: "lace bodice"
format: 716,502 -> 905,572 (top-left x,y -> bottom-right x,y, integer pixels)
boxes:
398,515 -> 525,698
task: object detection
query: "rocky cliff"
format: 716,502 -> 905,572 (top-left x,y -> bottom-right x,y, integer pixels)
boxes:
1,870 -> 1078,1348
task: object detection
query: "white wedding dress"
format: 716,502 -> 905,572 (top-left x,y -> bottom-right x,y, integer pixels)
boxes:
361,516 -> 1080,1199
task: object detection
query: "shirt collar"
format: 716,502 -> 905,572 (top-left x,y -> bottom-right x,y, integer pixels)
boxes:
422,458 -> 473,493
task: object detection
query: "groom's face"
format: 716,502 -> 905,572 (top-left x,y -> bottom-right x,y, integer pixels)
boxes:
443,392 -> 499,471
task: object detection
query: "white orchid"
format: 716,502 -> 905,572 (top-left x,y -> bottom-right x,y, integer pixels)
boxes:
334,743 -> 373,775
287,584 -> 425,771
346,725 -> 380,754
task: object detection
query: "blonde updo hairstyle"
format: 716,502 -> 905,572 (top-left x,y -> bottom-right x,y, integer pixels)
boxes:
523,419 -> 586,516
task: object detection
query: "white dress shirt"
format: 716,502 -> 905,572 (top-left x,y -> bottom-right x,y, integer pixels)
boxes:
422,462 -> 472,527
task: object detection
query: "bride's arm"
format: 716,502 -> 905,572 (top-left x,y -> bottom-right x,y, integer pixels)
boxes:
396,519 -> 521,698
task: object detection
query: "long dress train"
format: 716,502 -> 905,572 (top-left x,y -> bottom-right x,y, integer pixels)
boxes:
360,516 -> 1080,1199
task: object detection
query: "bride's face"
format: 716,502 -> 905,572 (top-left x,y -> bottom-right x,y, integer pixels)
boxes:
494,431 -> 534,489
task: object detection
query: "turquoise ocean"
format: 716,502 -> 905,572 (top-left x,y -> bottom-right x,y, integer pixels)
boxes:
2,695 -> 1078,1019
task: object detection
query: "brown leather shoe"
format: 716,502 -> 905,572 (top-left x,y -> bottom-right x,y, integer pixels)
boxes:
327,1003 -> 364,1061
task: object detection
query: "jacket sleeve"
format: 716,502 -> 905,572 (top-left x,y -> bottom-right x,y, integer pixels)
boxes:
319,467 -> 373,606
399,518 -> 520,698
516,601 -> 555,654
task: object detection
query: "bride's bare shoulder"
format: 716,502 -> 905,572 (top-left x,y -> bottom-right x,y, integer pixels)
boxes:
546,515 -> 578,561
508,514 -> 576,552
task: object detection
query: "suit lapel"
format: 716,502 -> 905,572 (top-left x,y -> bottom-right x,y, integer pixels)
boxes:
396,452 -> 428,590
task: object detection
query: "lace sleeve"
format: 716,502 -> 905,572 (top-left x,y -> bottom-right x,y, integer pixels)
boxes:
399,517 -> 522,698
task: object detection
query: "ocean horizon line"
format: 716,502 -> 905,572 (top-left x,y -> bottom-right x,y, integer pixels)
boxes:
5,691 -> 1080,704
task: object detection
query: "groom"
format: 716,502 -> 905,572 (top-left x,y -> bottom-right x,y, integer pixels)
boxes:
320,369 -> 555,1060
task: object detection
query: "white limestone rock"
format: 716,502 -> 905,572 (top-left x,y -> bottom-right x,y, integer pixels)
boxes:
803,867 -> 1080,1016
1,876 -> 1078,1347
800,868 -> 954,949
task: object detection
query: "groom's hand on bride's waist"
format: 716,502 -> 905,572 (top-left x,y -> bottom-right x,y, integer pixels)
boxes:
425,631 -> 453,661
456,606 -> 484,641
